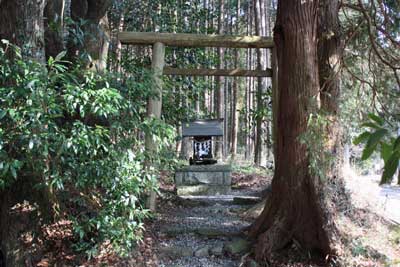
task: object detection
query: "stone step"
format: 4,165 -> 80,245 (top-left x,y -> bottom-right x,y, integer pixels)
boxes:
177,185 -> 231,196
179,195 -> 261,205
162,226 -> 245,238
232,196 -> 261,205
158,238 -> 251,260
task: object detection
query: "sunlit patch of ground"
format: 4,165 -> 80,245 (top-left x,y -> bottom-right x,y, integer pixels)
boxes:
336,166 -> 400,266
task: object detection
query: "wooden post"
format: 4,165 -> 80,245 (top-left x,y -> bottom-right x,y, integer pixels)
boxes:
145,42 -> 165,211
118,32 -> 274,48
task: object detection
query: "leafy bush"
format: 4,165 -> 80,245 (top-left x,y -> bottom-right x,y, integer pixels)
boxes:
0,40 -> 176,256
299,112 -> 334,181
354,113 -> 400,184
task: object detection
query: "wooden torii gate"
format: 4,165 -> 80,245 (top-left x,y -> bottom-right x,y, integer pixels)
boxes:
118,32 -> 277,209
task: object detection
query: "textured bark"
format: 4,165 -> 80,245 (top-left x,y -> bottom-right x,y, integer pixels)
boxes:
230,0 -> 241,160
317,0 -> 347,253
245,2 -> 255,160
318,0 -> 343,178
318,0 -> 341,114
69,0 -> 111,71
44,0 -> 66,59
253,0 -> 266,166
0,1 -> 48,265
215,0 -> 225,159
0,0 -> 47,62
250,0 -> 339,259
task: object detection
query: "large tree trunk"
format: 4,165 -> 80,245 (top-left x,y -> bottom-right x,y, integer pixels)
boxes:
249,0 -> 338,259
318,0 -> 343,185
0,1 -> 49,265
69,0 -> 111,71
318,0 -> 341,115
0,0 -> 47,63
316,0 -> 349,255
44,0 -> 67,59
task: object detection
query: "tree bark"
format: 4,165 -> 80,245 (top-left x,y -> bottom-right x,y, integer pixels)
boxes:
0,1 -> 49,265
317,0 -> 349,253
69,0 -> 111,71
318,0 -> 343,179
253,0 -> 265,166
0,0 -> 47,63
215,0 -> 225,159
230,0 -> 241,159
250,0 -> 339,259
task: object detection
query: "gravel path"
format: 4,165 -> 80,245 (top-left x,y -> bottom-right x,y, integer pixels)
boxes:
154,192 -> 257,267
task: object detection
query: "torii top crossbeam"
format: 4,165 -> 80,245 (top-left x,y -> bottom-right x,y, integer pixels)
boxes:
118,32 -> 274,49
118,32 -> 275,77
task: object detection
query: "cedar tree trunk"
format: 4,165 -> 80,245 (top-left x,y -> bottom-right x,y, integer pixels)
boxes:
249,0 -> 339,259
318,0 -> 344,184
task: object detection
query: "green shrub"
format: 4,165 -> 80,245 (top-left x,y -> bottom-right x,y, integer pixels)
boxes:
0,41 -> 176,257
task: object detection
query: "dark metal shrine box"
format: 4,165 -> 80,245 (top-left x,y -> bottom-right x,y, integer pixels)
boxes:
182,119 -> 223,165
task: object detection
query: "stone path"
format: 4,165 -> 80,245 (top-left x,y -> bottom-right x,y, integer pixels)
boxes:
154,194 -> 259,267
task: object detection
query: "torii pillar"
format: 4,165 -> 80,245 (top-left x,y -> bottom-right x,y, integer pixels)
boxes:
145,42 -> 165,211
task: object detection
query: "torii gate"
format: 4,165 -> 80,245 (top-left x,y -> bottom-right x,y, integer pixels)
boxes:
118,32 -> 277,209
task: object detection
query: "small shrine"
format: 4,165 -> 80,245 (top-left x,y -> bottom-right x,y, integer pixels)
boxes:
175,119 -> 232,196
182,119 -> 223,165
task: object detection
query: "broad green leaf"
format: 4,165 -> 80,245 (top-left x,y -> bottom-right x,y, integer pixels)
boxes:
361,122 -> 381,129
0,109 -> 6,120
10,165 -> 17,179
368,113 -> 384,126
55,51 -> 67,62
353,132 -> 371,145
381,142 -> 392,163
361,128 -> 388,160
381,152 -> 400,184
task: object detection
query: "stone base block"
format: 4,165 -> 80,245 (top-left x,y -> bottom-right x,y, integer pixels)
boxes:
175,164 -> 232,196
175,164 -> 231,186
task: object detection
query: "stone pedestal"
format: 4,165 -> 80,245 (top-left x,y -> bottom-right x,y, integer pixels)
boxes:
175,164 -> 232,196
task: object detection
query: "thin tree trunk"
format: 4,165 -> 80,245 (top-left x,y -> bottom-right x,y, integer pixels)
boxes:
215,0 -> 225,159
231,0 -> 241,159
254,0 -> 264,166
250,0 -> 338,259
115,10 -> 125,73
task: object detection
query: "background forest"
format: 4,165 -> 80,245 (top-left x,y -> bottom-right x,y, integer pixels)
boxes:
0,0 -> 399,266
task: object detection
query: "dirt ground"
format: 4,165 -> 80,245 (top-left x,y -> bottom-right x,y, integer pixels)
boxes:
19,167 -> 400,266
344,165 -> 400,224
